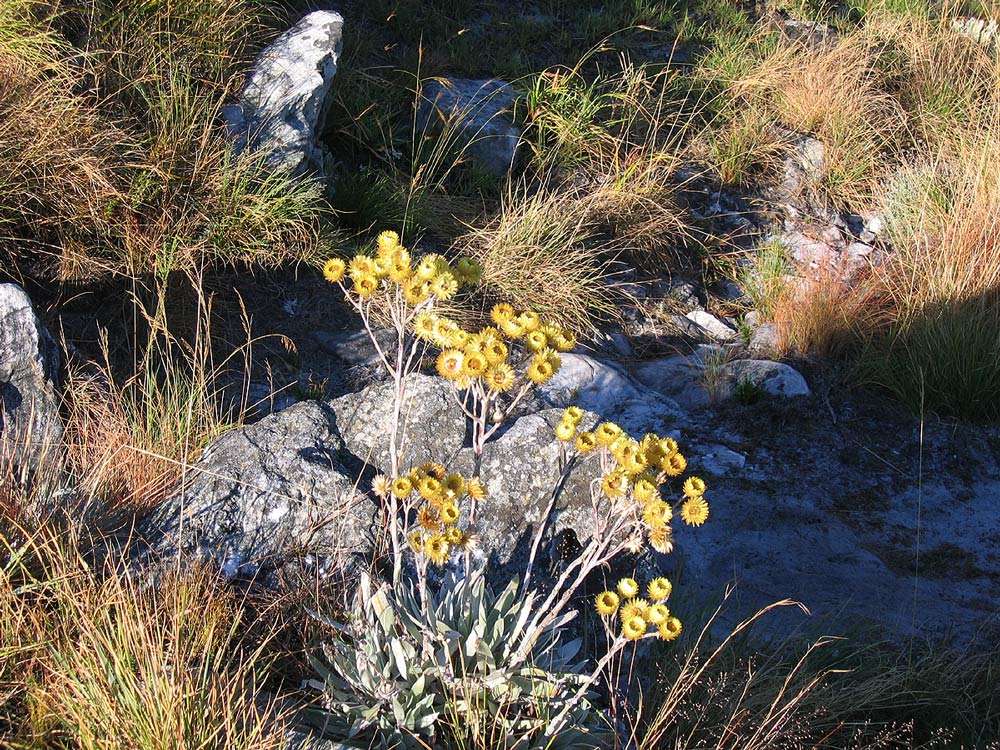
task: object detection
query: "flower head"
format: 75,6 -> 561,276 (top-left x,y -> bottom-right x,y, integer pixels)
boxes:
436,349 -> 465,380
525,330 -> 548,352
466,478 -> 487,501
595,590 -> 620,616
633,477 -> 658,504
349,254 -> 376,279
554,419 -> 576,442
490,303 -> 515,325
323,257 -> 346,283
376,230 -> 400,257
372,474 -> 391,498
353,274 -> 379,298
391,477 -> 413,499
518,311 -> 541,332
620,598 -> 649,621
622,615 -> 647,641
680,496 -> 709,527
417,506 -> 441,531
643,499 -> 672,529
463,351 -> 488,378
657,616 -> 682,641
562,406 -> 584,425
425,535 -> 450,566
440,501 -> 460,525
526,356 -> 555,384
431,272 -> 459,300
617,577 -> 640,599
595,422 -> 623,446
484,364 -> 516,392
647,603 -> 669,625
413,312 -> 438,340
418,476 -> 443,502
662,452 -> 687,477
601,470 -> 629,499
647,577 -> 672,602
444,526 -> 464,545
407,531 -> 424,554
575,431 -> 598,453
648,525 -> 674,554
683,476 -> 707,498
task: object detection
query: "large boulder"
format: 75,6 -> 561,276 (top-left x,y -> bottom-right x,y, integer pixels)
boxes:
147,401 -> 373,578
0,284 -> 62,470
224,11 -> 344,178
330,373 -> 466,472
418,78 -> 522,177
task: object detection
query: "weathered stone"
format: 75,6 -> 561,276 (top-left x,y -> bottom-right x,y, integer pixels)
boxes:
418,78 -> 521,177
331,374 -> 466,472
685,310 -> 739,342
224,11 -> 344,177
0,284 -> 62,470
538,353 -> 686,436
748,323 -> 780,355
694,443 -> 747,476
721,359 -> 810,399
147,401 -> 373,577
633,354 -> 712,411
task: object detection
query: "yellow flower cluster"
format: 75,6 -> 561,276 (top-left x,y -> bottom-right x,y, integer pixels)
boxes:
322,231 -> 482,304
395,462 -> 486,566
414,303 -> 574,391
555,418 -> 710,552
595,577 -> 682,642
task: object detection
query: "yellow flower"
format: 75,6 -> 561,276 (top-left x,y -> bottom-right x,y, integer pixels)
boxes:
421,462 -> 447,480
463,351 -> 488,378
484,364 -> 516,392
388,255 -> 411,283
526,357 -> 555,385
413,312 -> 438,340
440,501 -> 460,525
431,272 -> 459,300
403,278 -> 429,305
391,477 -> 413,499
372,256 -> 390,278
466,478 -> 487,500
348,254 -> 376,278
602,471 -> 629,499
683,476 -> 707,498
595,590 -> 620,616
376,230 -> 400,257
648,525 -> 674,554
525,330 -> 548,352
415,256 -> 439,280
372,474 -> 390,497
662,452 -> 687,477
443,473 -> 466,497
554,419 -> 576,442
518,311 -> 541,332
500,318 -> 525,339
418,476 -> 443,502
646,603 -> 670,625
633,477 -> 658,505
641,434 -> 664,464
353,274 -> 379,298
657,616 -> 682,641
617,577 -> 640,599
552,330 -> 577,352
658,437 -> 678,457
575,431 -> 598,453
562,406 -> 584,425
620,598 -> 649,621
433,318 -> 459,347
622,615 -> 647,641
323,257 -> 346,283
407,530 -> 424,554
490,303 -> 515,324
425,535 -> 450,566
643,499 -> 672,529
647,577 -> 672,602
417,506 -> 441,531
595,422 -> 622,446
436,349 -> 465,380
680,496 -> 709,527
444,526 -> 464,545
543,348 -> 561,370
484,339 -> 508,365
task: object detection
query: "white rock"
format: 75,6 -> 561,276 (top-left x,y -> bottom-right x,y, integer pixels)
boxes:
748,323 -> 780,355
722,359 -> 810,399
224,11 -> 344,177
696,444 -> 747,476
685,310 -> 739,342
418,78 -> 522,177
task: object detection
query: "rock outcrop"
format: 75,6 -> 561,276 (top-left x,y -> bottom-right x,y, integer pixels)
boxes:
0,283 -> 62,470
224,11 -> 344,178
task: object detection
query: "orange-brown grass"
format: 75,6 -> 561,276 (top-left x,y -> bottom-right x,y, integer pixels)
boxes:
772,269 -> 866,360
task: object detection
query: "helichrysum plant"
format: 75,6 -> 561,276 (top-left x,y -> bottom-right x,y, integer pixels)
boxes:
311,231 -> 711,746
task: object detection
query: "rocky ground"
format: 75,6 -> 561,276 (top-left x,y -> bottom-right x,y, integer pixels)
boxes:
6,6 -> 997,652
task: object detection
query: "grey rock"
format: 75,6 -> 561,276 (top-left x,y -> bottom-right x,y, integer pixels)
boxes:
686,310 -> 739,342
331,374 -> 466,472
695,444 -> 747,476
633,354 -> 712,411
952,16 -> 998,44
783,231 -> 836,267
748,323 -> 781,355
148,401 -> 373,577
0,284 -> 62,470
722,359 -> 810,399
538,353 -> 686,436
224,11 -> 344,177
418,78 -> 522,177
